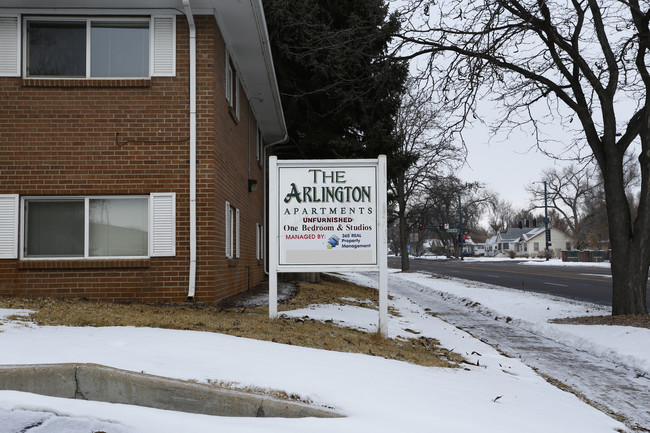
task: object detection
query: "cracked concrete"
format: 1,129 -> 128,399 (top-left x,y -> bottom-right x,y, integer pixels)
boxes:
0,363 -> 342,419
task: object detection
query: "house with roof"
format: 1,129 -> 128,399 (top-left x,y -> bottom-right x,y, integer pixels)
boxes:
492,227 -> 575,258
484,235 -> 498,256
517,227 -> 575,258
0,0 -> 286,303
494,228 -> 530,256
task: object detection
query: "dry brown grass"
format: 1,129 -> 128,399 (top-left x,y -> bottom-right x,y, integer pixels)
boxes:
0,275 -> 462,368
550,314 -> 650,329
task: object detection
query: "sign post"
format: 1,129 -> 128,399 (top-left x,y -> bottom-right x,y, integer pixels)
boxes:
269,156 -> 389,336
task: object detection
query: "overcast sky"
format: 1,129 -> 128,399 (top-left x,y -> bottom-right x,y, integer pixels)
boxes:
458,119 -> 571,213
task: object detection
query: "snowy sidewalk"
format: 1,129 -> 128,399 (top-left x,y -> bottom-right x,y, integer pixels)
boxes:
358,270 -> 650,432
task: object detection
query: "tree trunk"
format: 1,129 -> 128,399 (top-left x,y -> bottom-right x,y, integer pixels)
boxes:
399,212 -> 410,271
611,250 -> 649,315
396,176 -> 410,271
603,149 -> 649,315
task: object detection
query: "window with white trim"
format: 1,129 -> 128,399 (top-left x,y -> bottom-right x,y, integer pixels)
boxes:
534,242 -> 540,252
225,50 -> 240,119
19,194 -> 175,259
256,128 -> 263,164
225,202 -> 240,259
15,16 -> 176,79
256,223 -> 264,261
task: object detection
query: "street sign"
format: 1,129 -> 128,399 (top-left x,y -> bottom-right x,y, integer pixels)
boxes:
447,228 -> 458,233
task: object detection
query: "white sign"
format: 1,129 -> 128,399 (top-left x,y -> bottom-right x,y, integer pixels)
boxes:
268,157 -> 389,336
278,164 -> 378,266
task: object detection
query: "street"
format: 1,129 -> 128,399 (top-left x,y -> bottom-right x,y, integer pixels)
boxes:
388,256 -> 649,308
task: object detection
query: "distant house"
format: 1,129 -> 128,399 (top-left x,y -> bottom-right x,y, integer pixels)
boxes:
0,0 -> 286,303
461,236 -> 485,256
495,228 -> 530,255
518,227 -> 575,258
485,235 -> 498,256
492,227 -> 575,258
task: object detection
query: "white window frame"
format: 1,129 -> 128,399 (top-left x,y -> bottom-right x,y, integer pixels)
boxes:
225,201 -> 240,259
256,127 -> 264,164
19,194 -> 175,260
256,223 -> 260,260
255,223 -> 265,261
224,49 -> 240,120
22,16 -> 175,79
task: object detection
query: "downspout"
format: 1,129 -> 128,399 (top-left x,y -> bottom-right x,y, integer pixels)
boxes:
183,0 -> 197,298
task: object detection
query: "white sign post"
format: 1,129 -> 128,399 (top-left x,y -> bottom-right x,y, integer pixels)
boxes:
269,156 -> 389,337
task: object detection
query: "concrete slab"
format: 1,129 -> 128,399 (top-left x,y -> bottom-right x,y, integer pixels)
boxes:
0,363 -> 341,418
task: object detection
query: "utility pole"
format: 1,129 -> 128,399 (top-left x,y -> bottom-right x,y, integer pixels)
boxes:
544,180 -> 550,261
459,194 -> 464,261
533,180 -> 551,261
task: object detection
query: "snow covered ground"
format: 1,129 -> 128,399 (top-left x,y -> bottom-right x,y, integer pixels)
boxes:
0,263 -> 643,433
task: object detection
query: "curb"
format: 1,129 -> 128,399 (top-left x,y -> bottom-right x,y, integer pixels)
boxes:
0,363 -> 342,418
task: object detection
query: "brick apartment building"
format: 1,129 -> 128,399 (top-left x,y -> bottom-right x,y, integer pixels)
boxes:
0,0 -> 287,303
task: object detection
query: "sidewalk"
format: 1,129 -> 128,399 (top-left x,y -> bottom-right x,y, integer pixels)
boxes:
362,270 -> 650,432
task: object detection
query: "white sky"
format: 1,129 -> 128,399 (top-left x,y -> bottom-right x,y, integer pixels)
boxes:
458,119 -> 571,212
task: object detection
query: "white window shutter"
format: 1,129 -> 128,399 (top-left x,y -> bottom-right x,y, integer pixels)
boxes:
225,201 -> 231,258
235,208 -> 240,258
261,225 -> 264,260
0,16 -> 20,77
152,16 -> 176,77
150,193 -> 176,257
0,194 -> 18,259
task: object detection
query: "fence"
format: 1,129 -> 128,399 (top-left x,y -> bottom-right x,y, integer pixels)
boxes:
562,250 -> 611,263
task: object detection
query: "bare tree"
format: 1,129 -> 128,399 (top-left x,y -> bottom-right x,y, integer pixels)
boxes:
389,80 -> 463,270
529,154 -> 640,248
527,164 -> 599,247
487,197 -> 515,234
415,174 -> 491,258
396,0 -> 650,315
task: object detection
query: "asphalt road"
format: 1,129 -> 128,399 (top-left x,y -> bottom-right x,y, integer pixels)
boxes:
388,257 -> 623,306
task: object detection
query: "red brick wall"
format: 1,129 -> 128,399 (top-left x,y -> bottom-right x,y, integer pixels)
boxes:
0,15 -> 267,303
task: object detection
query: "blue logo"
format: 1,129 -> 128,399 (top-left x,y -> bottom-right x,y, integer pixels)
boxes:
327,235 -> 340,249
